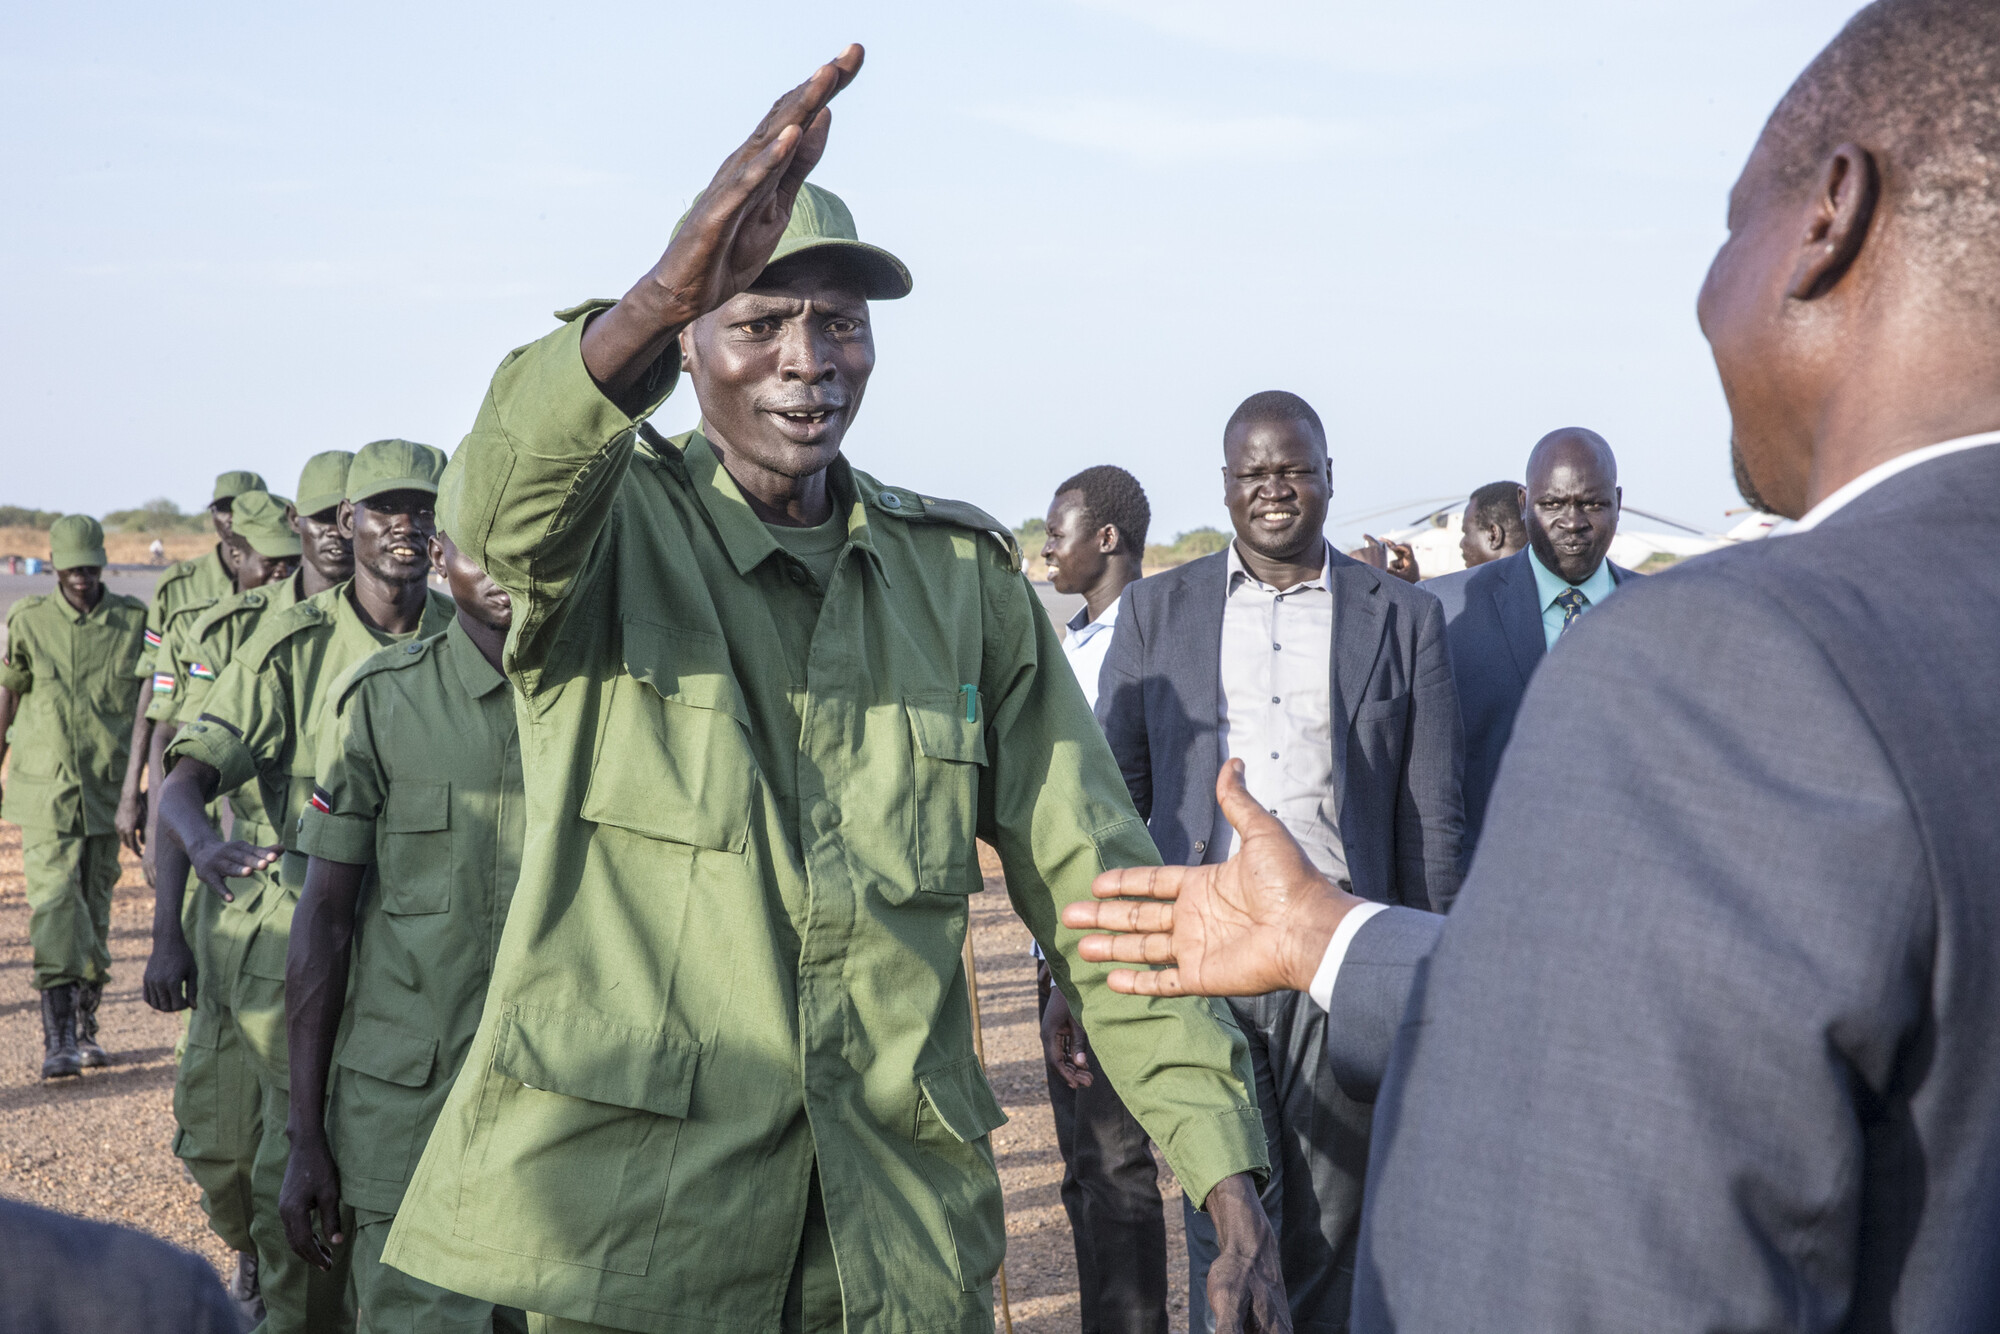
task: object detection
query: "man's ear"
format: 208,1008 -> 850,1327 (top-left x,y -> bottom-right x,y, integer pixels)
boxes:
336,499 -> 357,541
1515,485 -> 1528,523
1788,143 -> 1878,301
1097,523 -> 1121,554
678,326 -> 699,376
428,533 -> 448,577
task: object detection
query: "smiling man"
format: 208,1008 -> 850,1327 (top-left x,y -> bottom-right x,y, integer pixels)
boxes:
1096,390 -> 1462,1333
378,47 -> 1281,1334
154,439 -> 455,1334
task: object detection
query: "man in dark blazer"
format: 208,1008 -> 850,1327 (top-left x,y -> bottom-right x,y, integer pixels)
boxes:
1424,429 -> 1635,869
0,1197 -> 244,1332
1097,391 -> 1462,1332
1067,2 -> 2000,1328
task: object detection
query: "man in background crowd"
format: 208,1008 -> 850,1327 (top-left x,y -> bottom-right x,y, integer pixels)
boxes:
1098,389 -> 1462,1332
1038,464 -> 1169,1334
282,467 -> 528,1333
1455,480 -> 1527,569
1425,429 -> 1633,864
117,469 -> 264,880
0,516 -> 148,1079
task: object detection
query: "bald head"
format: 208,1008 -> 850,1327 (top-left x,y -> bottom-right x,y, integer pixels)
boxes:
1523,428 -> 1621,585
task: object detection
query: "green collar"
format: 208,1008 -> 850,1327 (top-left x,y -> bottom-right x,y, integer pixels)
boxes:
682,433 -> 891,588
446,616 -> 509,699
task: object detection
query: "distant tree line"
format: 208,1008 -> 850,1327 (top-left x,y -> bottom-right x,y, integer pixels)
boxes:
0,498 -> 209,534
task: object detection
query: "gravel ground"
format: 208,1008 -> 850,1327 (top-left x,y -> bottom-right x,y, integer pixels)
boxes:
0,825 -> 1193,1330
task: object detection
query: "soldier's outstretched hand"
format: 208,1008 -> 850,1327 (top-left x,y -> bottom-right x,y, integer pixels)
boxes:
582,44 -> 865,400
1062,760 -> 1365,998
189,839 -> 283,903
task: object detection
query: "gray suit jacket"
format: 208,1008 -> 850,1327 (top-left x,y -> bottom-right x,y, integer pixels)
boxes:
1097,547 -> 1464,911
1423,549 -> 1635,863
1327,442 -> 2000,1332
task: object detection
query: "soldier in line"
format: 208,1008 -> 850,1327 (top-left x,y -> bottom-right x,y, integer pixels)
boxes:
141,489 -> 308,1326
0,516 -> 148,1078
115,470 -> 265,881
153,440 -> 454,1334
279,465 -> 529,1332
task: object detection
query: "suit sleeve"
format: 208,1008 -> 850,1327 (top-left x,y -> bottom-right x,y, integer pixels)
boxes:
448,305 -> 679,688
1093,584 -> 1152,822
1353,567 -> 1932,1333
1395,594 -> 1465,911
1320,905 -> 1442,1103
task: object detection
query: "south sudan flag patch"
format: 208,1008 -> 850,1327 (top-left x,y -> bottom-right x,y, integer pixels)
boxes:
308,786 -> 334,815
188,661 -> 217,681
144,628 -> 162,648
151,672 -> 176,694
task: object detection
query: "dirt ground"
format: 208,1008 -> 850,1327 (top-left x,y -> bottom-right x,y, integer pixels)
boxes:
0,825 -> 1192,1330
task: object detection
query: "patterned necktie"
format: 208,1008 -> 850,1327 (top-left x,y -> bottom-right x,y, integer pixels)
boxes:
1554,587 -> 1589,635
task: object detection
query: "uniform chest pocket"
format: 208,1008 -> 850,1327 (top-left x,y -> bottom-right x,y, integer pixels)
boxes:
378,781 -> 450,915
906,691 -> 988,897
579,619 -> 753,854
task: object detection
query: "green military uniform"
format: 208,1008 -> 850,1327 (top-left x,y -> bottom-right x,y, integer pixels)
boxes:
2,519 -> 147,995
170,444 -> 454,1334
164,491 -> 304,1258
136,470 -> 265,692
385,189 -> 1264,1334
298,616 -> 529,1334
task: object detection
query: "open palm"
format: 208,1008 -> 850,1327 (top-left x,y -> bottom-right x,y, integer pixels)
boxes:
1063,760 -> 1362,998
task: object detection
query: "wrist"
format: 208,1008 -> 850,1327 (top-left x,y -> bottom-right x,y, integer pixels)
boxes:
1280,884 -> 1363,994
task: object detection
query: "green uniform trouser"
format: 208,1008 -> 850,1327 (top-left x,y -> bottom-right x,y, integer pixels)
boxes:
351,1209 -> 527,1334
525,1172 -> 842,1334
173,868 -> 269,1256
22,827 -> 119,991
232,881 -> 353,1334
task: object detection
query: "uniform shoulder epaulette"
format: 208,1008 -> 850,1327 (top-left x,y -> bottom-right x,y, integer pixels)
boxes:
236,597 -> 330,671
8,592 -> 52,620
155,557 -> 205,592
107,590 -> 149,616
334,632 -> 441,710
189,589 -> 264,643
860,478 -> 1023,572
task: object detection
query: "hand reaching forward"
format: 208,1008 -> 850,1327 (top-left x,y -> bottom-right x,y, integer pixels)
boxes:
583,44 -> 866,399
1061,760 -> 1365,997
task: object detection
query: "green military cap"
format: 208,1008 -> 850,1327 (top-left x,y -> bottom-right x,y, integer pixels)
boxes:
435,451 -> 466,542
674,182 -> 911,300
212,470 -> 268,504
230,490 -> 302,559
296,450 -> 355,518
348,439 -> 447,503
48,515 -> 108,570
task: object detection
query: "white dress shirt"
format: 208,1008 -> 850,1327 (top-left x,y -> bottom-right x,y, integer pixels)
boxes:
1209,541 -> 1349,883
1060,597 -> 1121,711
1306,430 -> 2000,1013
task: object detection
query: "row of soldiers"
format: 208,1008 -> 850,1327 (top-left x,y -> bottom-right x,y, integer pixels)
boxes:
2,443 -> 528,1331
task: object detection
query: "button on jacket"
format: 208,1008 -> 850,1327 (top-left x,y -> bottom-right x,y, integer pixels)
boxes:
1,590 -> 148,833
297,618 -> 523,1214
383,307 -> 1265,1334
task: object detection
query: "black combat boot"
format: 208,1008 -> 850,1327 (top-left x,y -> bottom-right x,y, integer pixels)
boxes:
75,981 -> 110,1068
40,985 -> 83,1079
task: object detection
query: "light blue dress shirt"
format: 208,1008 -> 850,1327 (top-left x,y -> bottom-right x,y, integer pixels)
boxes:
1527,546 -> 1619,650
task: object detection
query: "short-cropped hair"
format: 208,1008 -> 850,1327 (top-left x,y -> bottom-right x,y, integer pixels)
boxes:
1054,465 -> 1151,554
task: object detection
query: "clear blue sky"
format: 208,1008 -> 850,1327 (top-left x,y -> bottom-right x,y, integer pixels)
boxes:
1,1 -> 1856,545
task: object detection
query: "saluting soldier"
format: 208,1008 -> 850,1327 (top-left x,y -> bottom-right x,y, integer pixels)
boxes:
279,467 -> 528,1333
154,440 -> 454,1334
116,469 -> 266,876
0,516 -> 148,1078
383,49 -> 1286,1334
141,489 -> 303,1325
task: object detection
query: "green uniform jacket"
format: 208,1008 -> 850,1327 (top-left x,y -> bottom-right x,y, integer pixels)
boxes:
167,582 -> 456,888
168,575 -> 305,841
297,619 -> 523,1214
146,595 -> 224,723
385,308 -> 1264,1333
1,591 -> 148,833
139,546 -> 236,686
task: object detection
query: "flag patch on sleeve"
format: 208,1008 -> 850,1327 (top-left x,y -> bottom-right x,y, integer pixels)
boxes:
151,672 -> 176,694
308,786 -> 333,815
144,629 -> 163,648
188,662 -> 217,681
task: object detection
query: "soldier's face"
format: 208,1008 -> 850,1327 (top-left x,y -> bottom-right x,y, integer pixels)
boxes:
234,544 -> 298,590
294,507 -> 355,585
209,499 -> 234,540
431,533 -> 511,631
56,565 -> 103,612
341,491 -> 436,588
681,256 -> 874,483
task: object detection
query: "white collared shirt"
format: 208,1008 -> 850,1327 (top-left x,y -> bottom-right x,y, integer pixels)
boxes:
1307,428 -> 2000,1013
1209,540 -> 1349,882
1061,597 -> 1121,711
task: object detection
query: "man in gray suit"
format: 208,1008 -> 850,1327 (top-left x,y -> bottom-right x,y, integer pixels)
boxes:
1096,391 -> 1463,1332
1424,430 -> 1636,866
1066,3 -> 2000,1328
